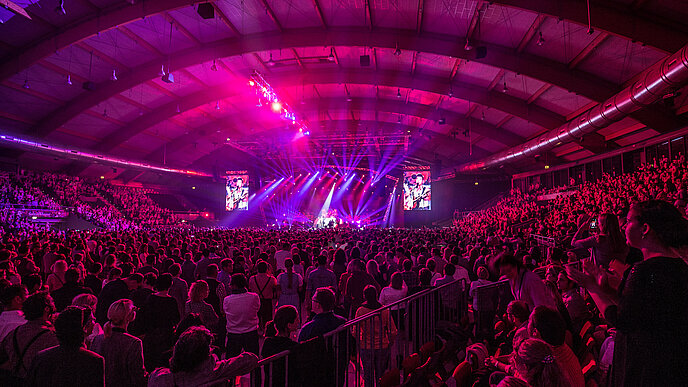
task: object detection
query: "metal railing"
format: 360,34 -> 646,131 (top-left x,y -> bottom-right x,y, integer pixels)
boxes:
471,279 -> 512,340
249,279 -> 467,387
532,234 -> 556,248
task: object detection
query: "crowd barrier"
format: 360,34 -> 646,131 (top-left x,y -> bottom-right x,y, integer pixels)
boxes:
531,234 -> 556,248
249,279 -> 467,387
471,280 -> 512,339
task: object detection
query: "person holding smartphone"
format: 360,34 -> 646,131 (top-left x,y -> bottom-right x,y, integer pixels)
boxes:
571,213 -> 628,268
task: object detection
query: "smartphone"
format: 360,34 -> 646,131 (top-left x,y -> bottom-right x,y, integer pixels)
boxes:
589,218 -> 598,231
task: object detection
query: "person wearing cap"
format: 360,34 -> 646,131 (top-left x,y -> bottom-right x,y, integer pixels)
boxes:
298,287 -> 346,342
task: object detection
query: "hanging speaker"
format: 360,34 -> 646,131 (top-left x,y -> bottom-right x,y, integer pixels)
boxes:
360,55 -> 370,67
197,3 -> 215,20
475,46 -> 487,59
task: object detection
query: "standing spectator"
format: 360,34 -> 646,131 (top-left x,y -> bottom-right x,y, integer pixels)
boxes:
571,213 -> 628,268
95,267 -> 129,325
261,305 -> 299,387
343,260 -> 379,318
0,285 -> 27,341
366,260 -> 385,288
495,254 -> 556,310
400,259 -> 419,289
180,253 -> 196,286
194,250 -> 211,281
306,255 -> 338,313
276,258 -> 303,310
50,268 -> 92,312
167,263 -> 188,319
136,254 -> 159,277
223,273 -> 260,357
298,287 -> 347,342
274,242 -> 292,273
84,263 -> 103,297
90,299 -> 146,387
46,260 -> 68,292
185,281 -> 218,329
0,292 -> 58,382
137,273 -> 180,371
148,326 -> 257,387
26,306 -> 104,387
248,261 -> 277,332
567,200 -> 688,386
469,266 -> 495,339
217,258 -> 233,293
354,285 -> 397,387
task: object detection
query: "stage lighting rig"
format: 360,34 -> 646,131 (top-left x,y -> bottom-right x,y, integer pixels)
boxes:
249,71 -> 310,135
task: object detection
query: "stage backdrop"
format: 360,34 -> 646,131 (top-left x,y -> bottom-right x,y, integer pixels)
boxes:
225,174 -> 249,211
403,170 -> 431,210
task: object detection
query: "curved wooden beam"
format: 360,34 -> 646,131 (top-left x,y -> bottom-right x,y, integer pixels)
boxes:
489,0 -> 687,54
33,26 -> 637,138
83,74 -> 551,155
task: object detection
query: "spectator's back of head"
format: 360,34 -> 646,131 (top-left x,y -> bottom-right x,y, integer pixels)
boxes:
444,263 -> 456,276
529,306 -> 566,346
22,292 -> 55,321
507,300 -> 530,325
64,268 -> 80,284
418,268 -> 432,286
54,306 -> 89,348
155,273 -> 173,292
312,287 -> 336,312
231,273 -> 247,289
170,326 -> 212,373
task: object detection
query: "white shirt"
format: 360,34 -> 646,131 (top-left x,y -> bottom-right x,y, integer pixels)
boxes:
223,291 -> 260,334
274,250 -> 292,272
0,310 -> 26,341
379,285 -> 408,310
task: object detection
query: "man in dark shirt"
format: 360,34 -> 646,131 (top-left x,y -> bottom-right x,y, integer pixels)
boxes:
136,254 -> 159,277
298,287 -> 346,342
83,263 -> 103,297
400,259 -> 419,288
95,267 -> 129,324
27,306 -> 104,387
51,269 -> 92,312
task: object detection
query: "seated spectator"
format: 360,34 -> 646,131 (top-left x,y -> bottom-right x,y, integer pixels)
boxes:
90,299 -> 146,387
555,271 -> 589,331
148,326 -> 257,387
528,306 -> 584,387
0,292 -> 58,382
51,268 -> 92,312
511,338 -> 569,387
26,306 -> 104,387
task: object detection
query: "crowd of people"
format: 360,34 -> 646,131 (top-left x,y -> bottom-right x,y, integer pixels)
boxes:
0,171 -> 179,231
0,155 -> 685,386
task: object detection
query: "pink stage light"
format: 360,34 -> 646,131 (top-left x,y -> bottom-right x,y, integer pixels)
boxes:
271,101 -> 282,112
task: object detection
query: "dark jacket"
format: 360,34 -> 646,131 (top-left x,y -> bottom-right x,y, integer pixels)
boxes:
90,328 -> 146,387
26,345 -> 104,387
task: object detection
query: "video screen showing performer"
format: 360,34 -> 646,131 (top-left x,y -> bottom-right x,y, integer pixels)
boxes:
403,171 -> 431,211
225,175 -> 249,211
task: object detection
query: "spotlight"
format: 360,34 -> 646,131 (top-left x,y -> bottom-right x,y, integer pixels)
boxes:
271,101 -> 282,112
215,101 -> 220,110
267,53 -> 276,66
66,74 -> 72,85
248,80 -> 255,86
210,60 -> 218,71
438,118 -> 446,125
100,176 -> 105,179
22,79 -> 29,89
176,104 -> 181,113
328,48 -> 336,62
502,82 -> 508,93
536,32 -> 545,46
111,69 -> 117,81
474,180 -> 479,186
544,165 -> 550,169
464,40 -> 473,51
397,88 -> 402,98
162,72 -> 174,83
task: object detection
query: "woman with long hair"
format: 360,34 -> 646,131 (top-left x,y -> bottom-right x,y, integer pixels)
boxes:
366,259 -> 385,287
511,338 -> 568,387
276,259 -> 303,310
572,213 -> 629,267
90,299 -> 146,387
568,200 -> 688,386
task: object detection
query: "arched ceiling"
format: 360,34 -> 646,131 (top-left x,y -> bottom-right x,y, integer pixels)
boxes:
0,0 -> 686,183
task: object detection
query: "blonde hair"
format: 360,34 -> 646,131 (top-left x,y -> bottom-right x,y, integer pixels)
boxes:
104,299 -> 135,338
71,293 -> 98,310
189,280 -> 209,303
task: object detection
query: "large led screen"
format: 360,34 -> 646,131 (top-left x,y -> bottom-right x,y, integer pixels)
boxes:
403,171 -> 431,211
225,175 -> 249,211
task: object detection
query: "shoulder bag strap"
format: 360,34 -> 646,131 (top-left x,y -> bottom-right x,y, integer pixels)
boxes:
14,329 -> 50,374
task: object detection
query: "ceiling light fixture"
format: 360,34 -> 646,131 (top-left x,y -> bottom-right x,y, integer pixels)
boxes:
210,59 -> 218,71
393,42 -> 402,56
397,88 -> 402,98
111,69 -> 118,81
537,32 -> 545,46
66,74 -> 72,85
267,53 -> 276,67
